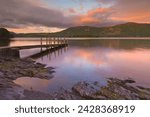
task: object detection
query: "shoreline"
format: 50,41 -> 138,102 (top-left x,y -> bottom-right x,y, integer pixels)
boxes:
11,37 -> 150,41
0,57 -> 150,100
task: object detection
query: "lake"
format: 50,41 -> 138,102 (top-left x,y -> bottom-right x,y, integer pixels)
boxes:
1,38 -> 150,94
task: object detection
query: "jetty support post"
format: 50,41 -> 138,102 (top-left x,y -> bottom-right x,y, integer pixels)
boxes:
40,37 -> 43,51
64,38 -> 66,44
56,37 -> 58,45
46,36 -> 49,49
54,37 -> 55,45
65,38 -> 67,44
49,37 -> 51,49
57,37 -> 59,45
60,37 -> 62,44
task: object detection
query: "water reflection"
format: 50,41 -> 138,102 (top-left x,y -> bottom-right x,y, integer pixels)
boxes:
14,77 -> 53,93
12,39 -> 150,93
9,40 -> 44,47
69,39 -> 150,49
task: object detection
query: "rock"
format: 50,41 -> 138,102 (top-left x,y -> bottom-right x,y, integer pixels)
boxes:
72,81 -> 106,99
70,78 -> 150,100
36,73 -> 53,79
100,84 -> 139,100
123,79 -> 136,84
0,71 -> 4,77
22,90 -> 52,100
45,78 -> 150,100
47,67 -> 55,70
52,88 -> 84,100
35,62 -> 46,67
0,79 -> 24,100
0,57 -> 56,99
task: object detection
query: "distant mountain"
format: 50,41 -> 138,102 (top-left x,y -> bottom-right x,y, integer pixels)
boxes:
16,22 -> 150,37
51,22 -> 150,37
0,28 -> 13,40
51,26 -> 100,37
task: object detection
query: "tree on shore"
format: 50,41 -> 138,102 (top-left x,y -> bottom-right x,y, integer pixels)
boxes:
0,28 -> 13,40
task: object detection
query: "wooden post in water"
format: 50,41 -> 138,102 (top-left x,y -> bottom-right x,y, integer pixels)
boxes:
54,37 -> 55,45
64,38 -> 66,44
64,37 -> 65,44
60,37 -> 62,44
46,37 -> 47,45
49,37 -> 51,49
56,37 -> 58,45
46,37 -> 47,49
65,39 -> 68,44
40,37 -> 43,51
62,38 -> 64,44
49,37 -> 51,45
57,37 -> 59,45
63,37 -> 65,44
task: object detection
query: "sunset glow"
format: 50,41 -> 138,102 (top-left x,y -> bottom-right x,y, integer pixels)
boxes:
0,0 -> 150,33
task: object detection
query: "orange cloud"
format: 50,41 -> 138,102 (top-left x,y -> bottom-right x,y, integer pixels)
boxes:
111,12 -> 150,23
78,8 -> 110,24
110,0 -> 150,23
88,8 -> 110,16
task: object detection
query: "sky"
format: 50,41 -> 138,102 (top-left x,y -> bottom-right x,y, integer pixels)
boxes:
0,0 -> 150,33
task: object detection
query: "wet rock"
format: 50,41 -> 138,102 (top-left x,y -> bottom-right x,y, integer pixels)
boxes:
47,67 -> 55,70
99,83 -> 138,100
0,57 -> 55,80
35,62 -> 46,67
36,73 -> 53,79
123,79 -> 136,84
52,88 -> 84,100
72,81 -> 106,99
68,78 -> 150,100
0,71 -> 4,77
22,90 -> 52,100
0,57 -> 56,99
0,79 -> 24,100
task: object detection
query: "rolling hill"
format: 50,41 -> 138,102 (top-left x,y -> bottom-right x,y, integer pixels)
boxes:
16,22 -> 150,37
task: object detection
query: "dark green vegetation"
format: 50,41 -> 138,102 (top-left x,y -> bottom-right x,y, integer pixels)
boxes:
16,22 -> 150,37
0,28 -> 13,40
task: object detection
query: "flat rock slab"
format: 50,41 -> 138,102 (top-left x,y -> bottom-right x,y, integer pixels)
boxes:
0,57 -> 55,80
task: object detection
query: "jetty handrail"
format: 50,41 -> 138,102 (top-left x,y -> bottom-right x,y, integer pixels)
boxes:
40,37 -> 68,46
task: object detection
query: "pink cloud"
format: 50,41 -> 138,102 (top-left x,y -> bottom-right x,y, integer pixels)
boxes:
68,8 -> 77,14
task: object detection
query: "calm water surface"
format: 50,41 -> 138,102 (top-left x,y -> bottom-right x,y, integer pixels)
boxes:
1,38 -> 150,94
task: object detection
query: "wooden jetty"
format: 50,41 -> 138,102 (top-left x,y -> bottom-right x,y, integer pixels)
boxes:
0,37 -> 68,50
27,44 -> 67,59
0,37 -> 68,58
